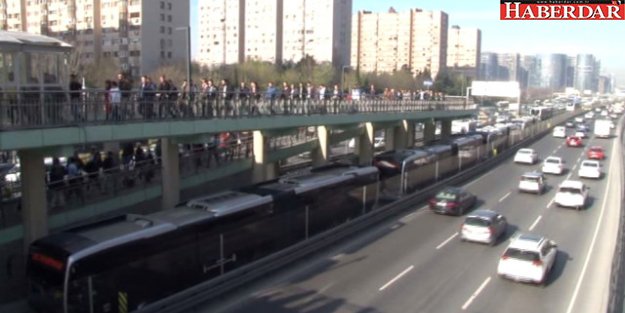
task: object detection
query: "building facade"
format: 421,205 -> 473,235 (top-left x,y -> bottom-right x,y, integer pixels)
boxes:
0,0 -> 190,78
536,53 -> 567,91
447,25 -> 480,79
198,0 -> 352,68
575,54 -> 600,92
479,52 -> 498,81
351,8 -> 448,79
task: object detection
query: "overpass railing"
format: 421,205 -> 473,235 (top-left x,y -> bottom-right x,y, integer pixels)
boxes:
0,90 -> 474,130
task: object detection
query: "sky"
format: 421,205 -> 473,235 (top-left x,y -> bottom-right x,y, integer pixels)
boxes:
190,0 -> 625,84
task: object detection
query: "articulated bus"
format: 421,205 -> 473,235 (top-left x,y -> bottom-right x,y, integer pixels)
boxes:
27,164 -> 379,313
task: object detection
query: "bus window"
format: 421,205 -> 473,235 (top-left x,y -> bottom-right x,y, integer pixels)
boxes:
27,250 -> 66,313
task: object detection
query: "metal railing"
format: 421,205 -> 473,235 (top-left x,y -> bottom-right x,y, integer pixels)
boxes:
0,90 -> 474,130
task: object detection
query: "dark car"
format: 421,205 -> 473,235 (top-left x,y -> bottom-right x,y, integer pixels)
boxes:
429,187 -> 477,216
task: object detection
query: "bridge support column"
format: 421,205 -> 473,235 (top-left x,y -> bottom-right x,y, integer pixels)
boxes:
384,127 -> 395,151
423,120 -> 436,145
357,122 -> 374,165
441,119 -> 453,140
18,149 -> 48,250
312,126 -> 330,167
405,120 -> 416,148
161,138 -> 180,209
253,131 -> 279,182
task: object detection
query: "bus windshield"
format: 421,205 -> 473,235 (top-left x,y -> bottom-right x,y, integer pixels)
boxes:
27,248 -> 66,313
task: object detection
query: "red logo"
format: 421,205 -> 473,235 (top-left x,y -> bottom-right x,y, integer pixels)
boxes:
500,0 -> 625,20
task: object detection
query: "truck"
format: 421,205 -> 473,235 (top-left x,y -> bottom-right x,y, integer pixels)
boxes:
594,119 -> 612,138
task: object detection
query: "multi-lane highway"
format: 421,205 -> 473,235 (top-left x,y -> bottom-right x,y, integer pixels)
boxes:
194,117 -> 623,313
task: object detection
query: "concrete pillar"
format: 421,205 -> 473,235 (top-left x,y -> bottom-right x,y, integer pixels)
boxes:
405,120 -> 416,148
19,149 -> 48,250
161,138 -> 180,209
423,120 -> 436,145
312,126 -> 330,167
253,131 -> 279,182
441,119 -> 453,140
357,122 -> 374,165
384,127 -> 396,151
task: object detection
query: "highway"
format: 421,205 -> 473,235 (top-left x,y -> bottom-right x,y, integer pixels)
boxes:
194,117 -> 623,313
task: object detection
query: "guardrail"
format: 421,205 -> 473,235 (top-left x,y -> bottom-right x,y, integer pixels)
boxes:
607,119 -> 625,313
0,90 -> 473,130
138,110 -> 579,313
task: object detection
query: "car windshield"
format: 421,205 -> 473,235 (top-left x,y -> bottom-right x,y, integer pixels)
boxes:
436,191 -> 458,201
503,248 -> 540,262
545,159 -> 560,164
518,150 -> 531,154
559,187 -> 582,194
464,217 -> 491,227
591,148 -> 602,152
582,162 -> 598,168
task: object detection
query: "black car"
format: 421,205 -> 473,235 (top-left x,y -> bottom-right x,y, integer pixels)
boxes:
428,187 -> 477,216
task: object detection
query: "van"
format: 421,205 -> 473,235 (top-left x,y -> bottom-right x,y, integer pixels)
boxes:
552,126 -> 566,138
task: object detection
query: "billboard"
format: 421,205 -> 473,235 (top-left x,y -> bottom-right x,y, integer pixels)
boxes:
471,81 -> 520,98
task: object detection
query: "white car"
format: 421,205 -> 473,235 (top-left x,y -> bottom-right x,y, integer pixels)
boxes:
585,112 -> 595,119
552,126 -> 566,138
518,172 -> 545,194
575,130 -> 587,138
578,160 -> 601,179
541,156 -> 564,175
497,233 -> 558,285
514,148 -> 538,164
554,180 -> 588,210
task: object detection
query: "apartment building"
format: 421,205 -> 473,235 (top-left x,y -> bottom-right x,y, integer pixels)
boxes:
0,0 -> 190,78
197,0 -> 352,68
447,25 -> 481,79
351,8 -> 448,79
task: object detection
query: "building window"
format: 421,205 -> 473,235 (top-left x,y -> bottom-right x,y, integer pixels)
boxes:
160,1 -> 165,9
168,2 -> 172,10
168,27 -> 172,35
167,52 -> 172,59
161,51 -> 165,58
161,14 -> 165,21
130,12 -> 140,18
160,26 -> 165,33
168,15 -> 172,22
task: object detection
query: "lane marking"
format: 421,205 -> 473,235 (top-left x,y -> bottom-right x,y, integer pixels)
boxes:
565,123 -> 619,313
547,198 -> 555,208
330,253 -> 345,261
379,265 -> 414,291
499,192 -> 511,203
390,224 -> 400,230
436,232 -> 459,250
529,215 -> 542,231
461,276 -> 492,310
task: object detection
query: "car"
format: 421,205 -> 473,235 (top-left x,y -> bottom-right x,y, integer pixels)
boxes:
514,148 -> 538,164
541,156 -> 564,175
601,110 -> 609,117
460,210 -> 508,246
428,187 -> 476,216
585,111 -> 595,119
552,126 -> 566,138
497,233 -> 558,285
518,172 -> 546,194
554,180 -> 588,210
587,146 -> 605,160
575,117 -> 585,123
566,136 -> 583,147
578,160 -> 601,179
565,121 -> 575,128
575,129 -> 588,138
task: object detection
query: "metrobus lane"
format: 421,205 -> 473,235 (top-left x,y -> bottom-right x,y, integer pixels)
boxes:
462,129 -> 621,313
195,126 -> 586,313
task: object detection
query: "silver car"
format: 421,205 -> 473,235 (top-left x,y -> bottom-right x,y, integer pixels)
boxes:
460,209 -> 508,246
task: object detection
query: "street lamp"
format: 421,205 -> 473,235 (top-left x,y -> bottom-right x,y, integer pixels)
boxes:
175,26 -> 192,89
341,65 -> 351,94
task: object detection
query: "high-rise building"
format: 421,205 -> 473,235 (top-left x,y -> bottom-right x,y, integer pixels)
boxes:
537,54 -> 567,91
198,0 -> 352,68
351,8 -> 448,79
0,0 -> 190,78
521,55 -> 540,88
479,52 -> 498,81
447,25 -> 481,79
575,54 -> 600,92
497,53 -> 520,81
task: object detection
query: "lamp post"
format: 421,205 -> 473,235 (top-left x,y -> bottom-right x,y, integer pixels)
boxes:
341,65 -> 350,94
466,86 -> 472,107
175,26 -> 192,89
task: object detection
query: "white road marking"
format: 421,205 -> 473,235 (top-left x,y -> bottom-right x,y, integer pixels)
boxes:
529,215 -> 542,231
565,125 -> 619,313
390,224 -> 400,230
461,276 -> 492,310
547,198 -> 555,208
499,192 -> 511,203
379,265 -> 414,291
436,232 -> 459,250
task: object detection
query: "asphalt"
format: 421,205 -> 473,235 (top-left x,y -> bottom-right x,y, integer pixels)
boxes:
193,118 -> 624,313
